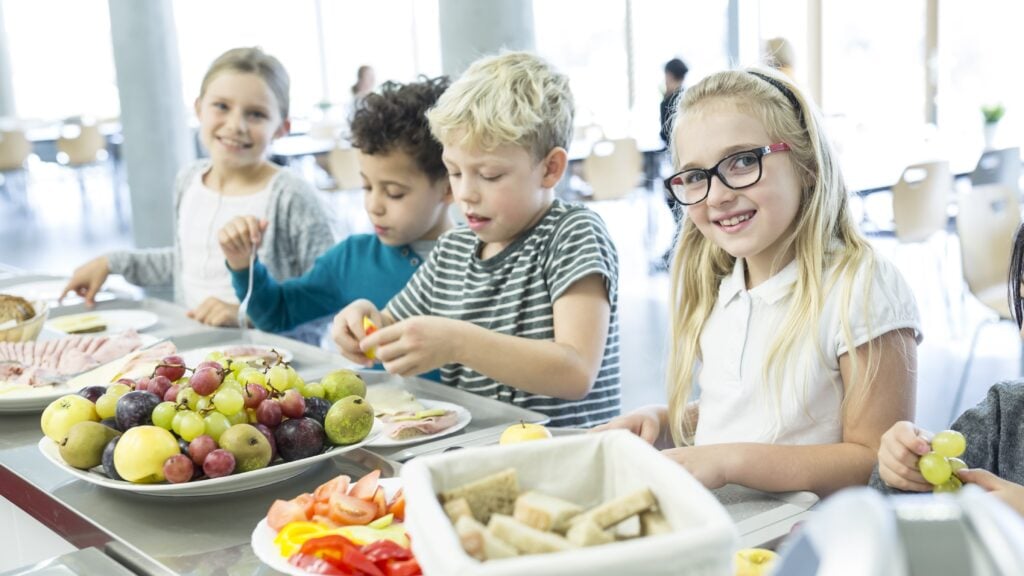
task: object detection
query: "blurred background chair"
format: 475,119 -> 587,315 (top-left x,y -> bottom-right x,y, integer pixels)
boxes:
970,147 -> 1021,189
949,181 -> 1022,422
56,121 -> 119,220
326,146 -> 362,191
581,137 -> 643,201
892,161 -> 952,242
0,129 -> 32,209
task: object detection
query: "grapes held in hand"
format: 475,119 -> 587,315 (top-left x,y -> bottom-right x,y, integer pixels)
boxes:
931,430 -> 966,459
918,452 -> 952,485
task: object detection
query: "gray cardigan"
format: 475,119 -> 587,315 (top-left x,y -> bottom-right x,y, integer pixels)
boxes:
870,380 -> 1024,491
108,160 -> 335,306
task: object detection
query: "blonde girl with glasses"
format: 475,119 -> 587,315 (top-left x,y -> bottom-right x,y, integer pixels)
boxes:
596,68 -> 921,497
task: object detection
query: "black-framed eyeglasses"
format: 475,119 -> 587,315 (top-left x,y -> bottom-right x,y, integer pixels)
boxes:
664,142 -> 791,206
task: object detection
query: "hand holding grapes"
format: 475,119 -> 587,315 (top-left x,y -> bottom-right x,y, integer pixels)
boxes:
218,216 -> 268,271
956,469 -> 1024,517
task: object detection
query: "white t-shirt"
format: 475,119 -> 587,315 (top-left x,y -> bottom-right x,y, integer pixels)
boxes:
178,173 -> 271,309
694,253 -> 922,446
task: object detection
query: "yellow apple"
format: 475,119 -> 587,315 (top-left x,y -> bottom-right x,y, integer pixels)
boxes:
499,422 -> 552,445
113,426 -> 181,483
40,394 -> 100,443
734,548 -> 778,576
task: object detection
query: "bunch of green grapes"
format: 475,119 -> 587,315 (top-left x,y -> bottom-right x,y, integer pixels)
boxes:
917,430 -> 967,492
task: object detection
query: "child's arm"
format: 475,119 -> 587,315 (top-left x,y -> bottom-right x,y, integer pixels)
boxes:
219,216 -> 267,271
333,299 -> 394,367
876,421 -> 933,491
362,273 -> 610,399
663,328 -> 917,497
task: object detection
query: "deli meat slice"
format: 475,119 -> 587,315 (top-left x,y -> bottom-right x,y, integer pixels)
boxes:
0,331 -> 151,387
382,410 -> 460,440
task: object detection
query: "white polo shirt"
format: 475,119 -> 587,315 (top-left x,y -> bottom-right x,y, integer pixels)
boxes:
693,253 -> 922,447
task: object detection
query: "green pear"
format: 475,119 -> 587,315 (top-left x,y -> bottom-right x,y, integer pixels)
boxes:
218,424 -> 272,473
324,396 -> 374,445
59,421 -> 121,470
320,369 -> 367,404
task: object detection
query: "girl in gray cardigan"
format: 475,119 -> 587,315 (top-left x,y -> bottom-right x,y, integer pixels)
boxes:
61,48 -> 334,327
873,222 -> 1024,517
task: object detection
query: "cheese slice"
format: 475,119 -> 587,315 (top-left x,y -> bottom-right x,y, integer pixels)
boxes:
50,314 -> 107,334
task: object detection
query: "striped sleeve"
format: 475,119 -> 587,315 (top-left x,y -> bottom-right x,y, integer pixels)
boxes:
544,208 -> 619,304
386,235 -> 442,320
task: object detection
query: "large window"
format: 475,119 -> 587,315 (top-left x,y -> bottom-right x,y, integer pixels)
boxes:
2,0 -> 118,121
938,0 -> 1024,152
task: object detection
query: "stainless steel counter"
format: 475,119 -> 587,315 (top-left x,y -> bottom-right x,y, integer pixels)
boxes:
0,284 -> 817,574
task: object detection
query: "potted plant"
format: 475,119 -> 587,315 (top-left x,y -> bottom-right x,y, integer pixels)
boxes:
981,103 -> 1005,149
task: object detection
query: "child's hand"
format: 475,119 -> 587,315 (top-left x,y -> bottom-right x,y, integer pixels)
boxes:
187,297 -> 241,327
362,316 -> 459,376
957,469 -> 1024,517
591,408 -> 662,445
662,445 -> 731,490
878,421 -> 933,492
218,216 -> 268,271
60,256 -> 110,307
331,300 -> 384,367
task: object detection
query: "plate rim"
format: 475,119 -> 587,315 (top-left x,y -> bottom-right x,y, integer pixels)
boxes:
250,477 -> 403,575
367,399 -> 471,448
178,344 -> 296,366
46,309 -> 160,334
37,419 -> 384,497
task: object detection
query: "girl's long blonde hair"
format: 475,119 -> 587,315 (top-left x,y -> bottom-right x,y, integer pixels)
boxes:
666,68 -> 877,446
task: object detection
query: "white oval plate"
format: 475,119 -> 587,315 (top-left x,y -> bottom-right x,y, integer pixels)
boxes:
37,419 -> 383,497
0,335 -> 162,413
47,310 -> 159,335
251,478 -> 402,575
367,399 -> 471,448
179,345 -> 294,368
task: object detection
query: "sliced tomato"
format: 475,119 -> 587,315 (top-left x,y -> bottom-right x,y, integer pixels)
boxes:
328,492 -> 379,526
315,474 -> 352,503
349,469 -> 381,501
314,500 -> 330,518
372,486 -> 387,519
268,499 -> 309,532
386,489 -> 405,522
292,493 -> 316,520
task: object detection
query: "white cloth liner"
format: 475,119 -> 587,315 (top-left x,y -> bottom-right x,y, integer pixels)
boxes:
401,430 -> 738,576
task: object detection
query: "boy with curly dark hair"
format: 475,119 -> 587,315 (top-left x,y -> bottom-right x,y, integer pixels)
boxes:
218,77 -> 453,339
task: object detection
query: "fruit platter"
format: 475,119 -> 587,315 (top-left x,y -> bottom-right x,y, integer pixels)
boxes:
37,347 -> 385,497
251,469 -> 423,575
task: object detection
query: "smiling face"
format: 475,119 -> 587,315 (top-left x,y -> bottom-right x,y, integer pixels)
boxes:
442,140 -> 563,258
360,149 -> 452,247
674,101 -> 803,283
195,71 -> 287,171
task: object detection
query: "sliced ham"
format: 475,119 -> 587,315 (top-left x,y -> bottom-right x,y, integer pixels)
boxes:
0,331 -> 158,387
382,410 -> 459,440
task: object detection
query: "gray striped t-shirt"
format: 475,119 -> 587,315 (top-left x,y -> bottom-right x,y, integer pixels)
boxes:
386,199 -> 621,428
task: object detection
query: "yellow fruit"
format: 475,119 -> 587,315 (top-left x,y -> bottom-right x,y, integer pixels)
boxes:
499,422 -> 552,445
40,394 -> 100,443
113,426 -> 180,483
734,548 -> 778,576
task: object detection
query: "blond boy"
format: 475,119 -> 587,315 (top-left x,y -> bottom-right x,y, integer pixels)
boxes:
332,52 -> 620,428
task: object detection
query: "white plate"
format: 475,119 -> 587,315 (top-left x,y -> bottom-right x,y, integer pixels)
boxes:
251,478 -> 402,575
2,279 -> 115,306
179,345 -> 294,368
46,310 -> 159,336
37,419 -> 384,497
367,399 -> 471,448
0,334 -> 162,414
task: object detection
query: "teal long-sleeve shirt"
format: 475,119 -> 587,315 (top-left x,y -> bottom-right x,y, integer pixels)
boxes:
229,234 -> 423,334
